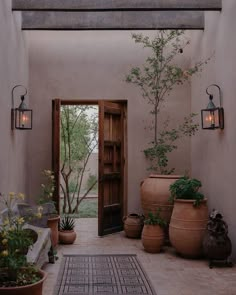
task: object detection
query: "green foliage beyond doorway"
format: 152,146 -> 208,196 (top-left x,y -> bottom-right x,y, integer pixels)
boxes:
60,105 -> 98,215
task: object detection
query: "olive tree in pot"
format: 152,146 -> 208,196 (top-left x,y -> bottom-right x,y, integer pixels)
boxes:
141,210 -> 166,253
126,30 -> 209,224
59,216 -> 76,245
169,176 -> 208,258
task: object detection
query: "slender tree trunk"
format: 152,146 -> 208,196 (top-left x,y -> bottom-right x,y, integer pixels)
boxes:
73,180 -> 98,214
154,104 -> 158,144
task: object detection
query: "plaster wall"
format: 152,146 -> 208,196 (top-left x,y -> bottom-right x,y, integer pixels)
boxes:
0,1 -> 29,202
191,0 -> 236,258
27,31 -> 192,212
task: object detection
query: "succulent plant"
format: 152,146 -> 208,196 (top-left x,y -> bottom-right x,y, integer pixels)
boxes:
60,215 -> 75,231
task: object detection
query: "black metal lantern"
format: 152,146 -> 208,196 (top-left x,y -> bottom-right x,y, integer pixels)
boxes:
201,84 -> 224,130
11,85 -> 32,130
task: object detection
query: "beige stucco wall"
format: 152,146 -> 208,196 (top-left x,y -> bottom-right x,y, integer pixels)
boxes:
0,1 -> 29,202
26,30 -> 193,212
191,0 -> 236,258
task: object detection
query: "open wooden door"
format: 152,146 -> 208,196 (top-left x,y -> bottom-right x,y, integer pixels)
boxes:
52,99 -> 61,214
98,101 -> 127,236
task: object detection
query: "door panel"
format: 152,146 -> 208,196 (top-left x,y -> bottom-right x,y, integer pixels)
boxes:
52,99 -> 61,214
98,101 -> 126,236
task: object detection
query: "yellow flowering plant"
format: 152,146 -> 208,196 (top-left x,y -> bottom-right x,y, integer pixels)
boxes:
0,192 -> 41,287
39,170 -> 56,207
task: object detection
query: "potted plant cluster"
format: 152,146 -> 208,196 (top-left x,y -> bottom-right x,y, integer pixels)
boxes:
59,215 -> 76,244
0,192 -> 46,295
169,176 -> 208,258
39,169 -> 60,248
126,30 -> 209,225
141,210 -> 166,253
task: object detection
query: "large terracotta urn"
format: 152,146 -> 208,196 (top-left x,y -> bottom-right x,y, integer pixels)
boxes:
140,175 -> 181,223
169,199 -> 208,258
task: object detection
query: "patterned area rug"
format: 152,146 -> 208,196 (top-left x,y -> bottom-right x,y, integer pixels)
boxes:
54,254 -> 156,295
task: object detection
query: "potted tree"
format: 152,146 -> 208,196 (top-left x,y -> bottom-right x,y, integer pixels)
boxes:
126,30 -> 208,225
0,192 -> 47,295
141,210 -> 166,253
169,176 -> 208,258
59,216 -> 76,244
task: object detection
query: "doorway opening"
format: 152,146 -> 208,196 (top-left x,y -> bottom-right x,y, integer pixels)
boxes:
52,99 -> 127,236
60,103 -> 98,223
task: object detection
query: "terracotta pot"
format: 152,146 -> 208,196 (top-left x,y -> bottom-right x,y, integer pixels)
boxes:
140,174 -> 181,223
59,230 -> 77,244
0,269 -> 46,295
169,199 -> 208,258
123,213 -> 144,238
141,224 -> 165,253
47,215 -> 60,248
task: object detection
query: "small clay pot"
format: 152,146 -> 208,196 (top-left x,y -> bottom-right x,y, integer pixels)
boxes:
59,230 -> 76,244
123,213 -> 144,238
141,224 -> 165,253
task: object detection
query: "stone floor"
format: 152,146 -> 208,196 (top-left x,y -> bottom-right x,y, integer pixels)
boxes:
42,218 -> 236,295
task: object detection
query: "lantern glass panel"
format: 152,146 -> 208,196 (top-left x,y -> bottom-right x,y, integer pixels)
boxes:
15,109 -> 32,130
201,108 -> 220,129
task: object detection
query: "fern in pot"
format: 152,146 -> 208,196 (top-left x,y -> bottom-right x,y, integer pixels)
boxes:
59,216 -> 76,245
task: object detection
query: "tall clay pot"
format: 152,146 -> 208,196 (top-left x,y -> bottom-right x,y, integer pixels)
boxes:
141,224 -> 165,253
0,269 -> 46,295
140,175 -> 181,223
123,213 -> 144,238
47,215 -> 60,248
169,199 -> 208,258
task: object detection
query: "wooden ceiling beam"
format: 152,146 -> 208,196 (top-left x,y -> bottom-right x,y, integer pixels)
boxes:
13,0 -> 222,12
21,11 -> 204,30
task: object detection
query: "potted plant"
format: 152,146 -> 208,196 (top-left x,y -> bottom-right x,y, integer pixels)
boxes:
0,192 -> 46,295
59,216 -> 76,244
126,30 -> 209,223
169,176 -> 208,258
39,170 -> 60,248
141,210 -> 166,253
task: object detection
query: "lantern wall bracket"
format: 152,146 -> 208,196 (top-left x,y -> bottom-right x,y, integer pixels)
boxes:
11,84 -> 32,130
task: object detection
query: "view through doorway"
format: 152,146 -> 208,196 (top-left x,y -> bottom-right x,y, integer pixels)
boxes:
52,99 -> 127,236
60,104 -> 99,227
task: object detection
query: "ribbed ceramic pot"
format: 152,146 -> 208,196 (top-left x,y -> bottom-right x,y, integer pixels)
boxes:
141,224 -> 165,253
169,199 -> 208,258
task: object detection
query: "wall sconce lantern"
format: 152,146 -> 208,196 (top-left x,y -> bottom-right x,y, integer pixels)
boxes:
201,84 -> 224,130
11,85 -> 32,130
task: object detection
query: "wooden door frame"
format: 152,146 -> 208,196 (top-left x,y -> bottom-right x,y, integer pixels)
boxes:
52,99 -> 127,229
